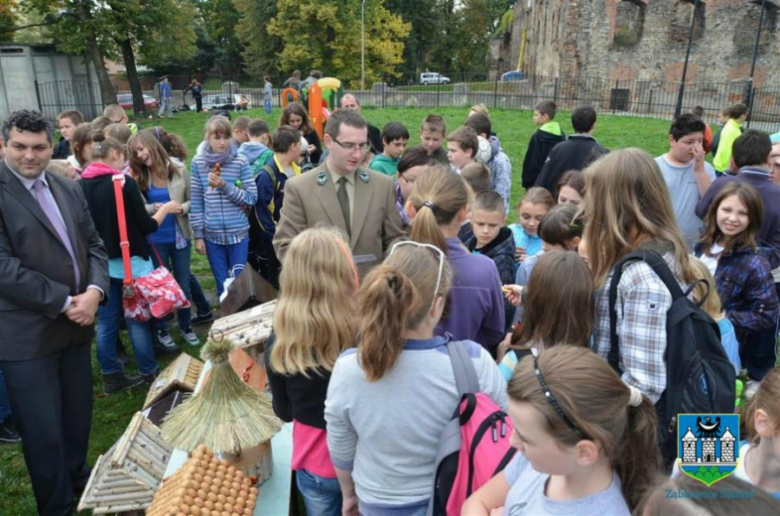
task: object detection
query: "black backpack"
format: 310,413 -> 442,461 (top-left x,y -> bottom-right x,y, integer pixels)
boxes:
608,250 -> 736,472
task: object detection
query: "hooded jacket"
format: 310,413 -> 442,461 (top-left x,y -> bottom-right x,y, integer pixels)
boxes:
238,141 -> 274,171
535,135 -> 608,197
487,136 -> 513,214
522,122 -> 565,189
467,227 -> 516,331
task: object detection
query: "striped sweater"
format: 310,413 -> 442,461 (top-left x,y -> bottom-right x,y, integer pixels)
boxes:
190,154 -> 258,245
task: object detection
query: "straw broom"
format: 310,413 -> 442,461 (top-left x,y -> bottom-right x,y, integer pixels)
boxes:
161,336 -> 283,454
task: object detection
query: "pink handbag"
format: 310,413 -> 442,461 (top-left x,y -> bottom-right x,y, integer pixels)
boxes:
113,175 -> 190,322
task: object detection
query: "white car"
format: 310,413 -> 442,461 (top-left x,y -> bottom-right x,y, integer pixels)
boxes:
200,94 -> 249,111
420,72 -> 450,85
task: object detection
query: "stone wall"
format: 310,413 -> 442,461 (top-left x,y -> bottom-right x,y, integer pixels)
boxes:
493,0 -> 780,87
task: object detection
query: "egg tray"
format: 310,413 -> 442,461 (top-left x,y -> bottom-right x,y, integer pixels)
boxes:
146,445 -> 258,516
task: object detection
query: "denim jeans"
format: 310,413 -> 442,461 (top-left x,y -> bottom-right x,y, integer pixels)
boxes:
150,242 -> 193,331
296,469 -> 342,516
189,273 -> 211,315
97,280 -> 158,375
264,99 -> 272,114
0,368 -> 10,423
157,97 -> 172,117
205,239 -> 249,298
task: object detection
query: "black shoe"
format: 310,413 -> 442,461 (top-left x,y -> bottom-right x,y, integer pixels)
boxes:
0,418 -> 21,444
141,369 -> 160,387
191,311 -> 214,325
102,372 -> 144,395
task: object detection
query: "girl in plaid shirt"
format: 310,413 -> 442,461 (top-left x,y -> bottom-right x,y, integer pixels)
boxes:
584,149 -> 697,404
696,182 -> 780,384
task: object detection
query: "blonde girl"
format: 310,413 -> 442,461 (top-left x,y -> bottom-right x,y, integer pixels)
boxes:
190,116 -> 257,298
265,228 -> 358,516
463,346 -> 662,515
325,242 -> 507,515
407,164 -> 506,353
738,368 -> 780,498
586,149 -> 696,404
689,257 -> 741,375
696,181 -> 779,385
508,187 -> 555,262
498,251 -> 594,380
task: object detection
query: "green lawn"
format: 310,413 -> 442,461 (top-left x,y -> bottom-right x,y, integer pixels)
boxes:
0,106 -> 675,514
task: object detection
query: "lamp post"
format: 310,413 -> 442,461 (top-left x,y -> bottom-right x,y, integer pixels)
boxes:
674,0 -> 699,119
745,0 -> 768,128
361,0 -> 366,91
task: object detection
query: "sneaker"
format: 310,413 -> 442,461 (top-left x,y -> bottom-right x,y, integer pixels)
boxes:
744,379 -> 761,400
102,372 -> 144,395
191,311 -> 214,325
0,418 -> 21,443
180,329 -> 201,346
157,330 -> 175,348
141,369 -> 161,387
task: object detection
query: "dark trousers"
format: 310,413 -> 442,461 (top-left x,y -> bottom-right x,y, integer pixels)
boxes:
1,343 -> 93,516
194,95 -> 202,113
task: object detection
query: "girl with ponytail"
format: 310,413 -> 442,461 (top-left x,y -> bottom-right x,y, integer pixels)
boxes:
325,242 -> 507,516
407,164 -> 506,354
463,346 -> 662,515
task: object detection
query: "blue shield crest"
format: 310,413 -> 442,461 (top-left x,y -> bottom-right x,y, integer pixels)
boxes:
677,413 -> 740,486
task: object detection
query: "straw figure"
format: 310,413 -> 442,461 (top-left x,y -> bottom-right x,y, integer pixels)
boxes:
161,335 -> 283,454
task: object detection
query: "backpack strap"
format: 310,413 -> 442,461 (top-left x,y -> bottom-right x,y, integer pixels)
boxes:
259,164 -> 279,192
447,340 -> 481,396
608,249 -> 684,373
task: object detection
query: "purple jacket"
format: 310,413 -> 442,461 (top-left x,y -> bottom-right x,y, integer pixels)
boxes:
696,167 -> 780,252
435,237 -> 506,354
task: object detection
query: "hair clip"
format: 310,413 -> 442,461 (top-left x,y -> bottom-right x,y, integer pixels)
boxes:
533,356 -> 589,439
387,275 -> 398,291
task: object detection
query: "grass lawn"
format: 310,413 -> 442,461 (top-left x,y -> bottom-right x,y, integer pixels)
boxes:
0,106 -> 675,514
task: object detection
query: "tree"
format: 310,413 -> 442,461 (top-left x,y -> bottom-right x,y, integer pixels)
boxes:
196,0 -> 243,77
0,0 -> 18,40
267,0 -> 409,87
383,0 -> 443,77
233,0 -> 282,80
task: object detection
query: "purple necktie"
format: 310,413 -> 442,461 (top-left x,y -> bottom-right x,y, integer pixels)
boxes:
32,179 -> 81,288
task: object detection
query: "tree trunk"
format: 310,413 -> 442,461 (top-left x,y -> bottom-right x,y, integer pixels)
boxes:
75,1 -> 116,105
116,37 -> 145,115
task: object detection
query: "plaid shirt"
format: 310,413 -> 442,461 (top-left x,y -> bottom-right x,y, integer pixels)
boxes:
593,252 -> 685,404
696,245 -> 780,334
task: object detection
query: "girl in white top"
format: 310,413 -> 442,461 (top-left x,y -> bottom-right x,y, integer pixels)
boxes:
463,346 -> 662,516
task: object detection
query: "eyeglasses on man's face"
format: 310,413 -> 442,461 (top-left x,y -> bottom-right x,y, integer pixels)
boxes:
333,138 -> 371,153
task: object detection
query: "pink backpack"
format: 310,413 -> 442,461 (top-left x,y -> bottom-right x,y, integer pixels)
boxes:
428,340 -> 516,516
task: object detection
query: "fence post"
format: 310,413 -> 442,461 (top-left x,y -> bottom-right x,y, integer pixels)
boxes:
34,80 -> 42,113
647,88 -> 653,115
554,77 -> 560,105
493,75 -> 499,110
612,80 -> 618,115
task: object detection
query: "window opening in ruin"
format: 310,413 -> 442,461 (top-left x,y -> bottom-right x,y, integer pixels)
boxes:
734,1 -> 778,55
671,1 -> 706,43
614,0 -> 646,47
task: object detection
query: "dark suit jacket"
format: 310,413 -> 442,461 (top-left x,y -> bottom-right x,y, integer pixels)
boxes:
0,161 -> 109,361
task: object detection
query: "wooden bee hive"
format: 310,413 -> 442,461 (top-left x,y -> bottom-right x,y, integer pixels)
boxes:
77,413 -> 172,514
210,300 -> 276,360
143,353 -> 204,410
147,445 -> 258,516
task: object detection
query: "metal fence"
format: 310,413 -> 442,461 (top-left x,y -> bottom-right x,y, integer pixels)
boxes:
38,73 -> 780,132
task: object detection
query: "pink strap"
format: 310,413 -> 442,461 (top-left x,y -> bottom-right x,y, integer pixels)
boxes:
112,176 -> 133,286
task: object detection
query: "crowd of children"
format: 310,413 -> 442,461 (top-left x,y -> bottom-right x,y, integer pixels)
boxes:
4,94 -> 780,516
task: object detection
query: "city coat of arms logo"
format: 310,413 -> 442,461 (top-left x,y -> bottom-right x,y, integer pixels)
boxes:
677,413 -> 740,486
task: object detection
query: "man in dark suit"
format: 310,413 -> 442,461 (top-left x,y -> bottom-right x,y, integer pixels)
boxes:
0,110 -> 109,515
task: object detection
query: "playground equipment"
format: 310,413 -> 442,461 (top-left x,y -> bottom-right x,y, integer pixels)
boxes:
308,77 -> 344,140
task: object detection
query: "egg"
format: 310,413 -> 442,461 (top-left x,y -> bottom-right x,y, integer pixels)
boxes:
228,488 -> 238,498
215,471 -> 225,481
194,473 -> 204,483
179,504 -> 190,513
194,497 -> 204,506
220,486 -> 229,496
244,508 -> 253,516
203,474 -> 213,485
172,496 -> 182,506
217,494 -> 226,504
210,484 -> 220,495
197,490 -> 207,500
213,478 -> 222,488
224,503 -> 234,513
201,509 -> 210,516
234,470 -> 244,480
191,507 -> 201,516
214,502 -> 223,512
205,499 -> 215,510
235,496 -> 246,508
207,492 -> 217,503
249,487 -> 258,497
183,495 -> 194,506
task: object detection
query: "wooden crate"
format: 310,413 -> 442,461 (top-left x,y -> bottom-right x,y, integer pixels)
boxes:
147,445 -> 258,516
77,413 -> 172,514
143,353 -> 204,410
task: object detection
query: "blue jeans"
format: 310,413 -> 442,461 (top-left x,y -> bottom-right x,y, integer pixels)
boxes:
150,242 -> 193,331
189,273 -> 211,315
97,280 -> 158,375
0,368 -> 11,423
296,469 -> 342,516
205,239 -> 249,298
264,99 -> 272,114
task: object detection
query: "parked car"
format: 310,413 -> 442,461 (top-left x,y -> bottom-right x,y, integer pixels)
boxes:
201,94 -> 249,112
419,72 -> 450,85
501,70 -> 524,81
116,93 -> 158,111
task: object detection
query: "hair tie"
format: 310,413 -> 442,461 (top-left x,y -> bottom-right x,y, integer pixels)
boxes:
387,275 -> 398,292
422,200 -> 436,210
628,385 -> 643,407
